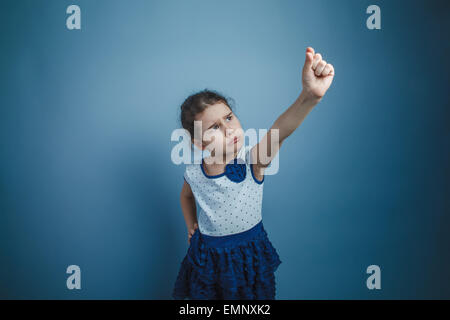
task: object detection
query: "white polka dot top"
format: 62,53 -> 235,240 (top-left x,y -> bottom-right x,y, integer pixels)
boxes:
183,144 -> 264,236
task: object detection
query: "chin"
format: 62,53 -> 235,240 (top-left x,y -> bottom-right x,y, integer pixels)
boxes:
225,140 -> 241,153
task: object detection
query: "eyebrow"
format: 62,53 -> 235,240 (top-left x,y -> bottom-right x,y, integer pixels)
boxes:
206,111 -> 233,130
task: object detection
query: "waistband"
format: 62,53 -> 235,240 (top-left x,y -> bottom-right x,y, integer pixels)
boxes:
196,220 -> 266,248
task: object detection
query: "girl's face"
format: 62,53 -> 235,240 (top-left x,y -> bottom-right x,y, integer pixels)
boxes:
192,102 -> 244,161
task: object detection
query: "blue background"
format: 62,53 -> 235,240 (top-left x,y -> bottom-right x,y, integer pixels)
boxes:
0,0 -> 449,299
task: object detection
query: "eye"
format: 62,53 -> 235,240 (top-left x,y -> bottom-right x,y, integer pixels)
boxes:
212,124 -> 219,130
226,115 -> 233,121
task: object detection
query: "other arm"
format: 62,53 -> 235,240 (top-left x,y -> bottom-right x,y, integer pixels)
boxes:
180,180 -> 198,244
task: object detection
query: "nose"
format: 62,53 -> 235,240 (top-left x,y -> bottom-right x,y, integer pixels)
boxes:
223,123 -> 234,137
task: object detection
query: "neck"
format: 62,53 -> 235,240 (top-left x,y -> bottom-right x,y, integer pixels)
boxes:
205,145 -> 241,166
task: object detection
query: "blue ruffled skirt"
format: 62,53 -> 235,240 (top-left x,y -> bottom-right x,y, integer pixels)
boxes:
172,221 -> 282,300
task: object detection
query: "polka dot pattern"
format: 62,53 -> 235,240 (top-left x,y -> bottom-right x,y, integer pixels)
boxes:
184,145 -> 264,236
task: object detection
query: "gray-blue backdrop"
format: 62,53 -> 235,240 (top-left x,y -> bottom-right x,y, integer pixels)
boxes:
0,0 -> 449,299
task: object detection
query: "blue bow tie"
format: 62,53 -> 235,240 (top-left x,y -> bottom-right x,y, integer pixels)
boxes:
225,159 -> 246,183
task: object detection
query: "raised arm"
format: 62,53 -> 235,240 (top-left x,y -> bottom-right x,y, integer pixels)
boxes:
251,47 -> 335,169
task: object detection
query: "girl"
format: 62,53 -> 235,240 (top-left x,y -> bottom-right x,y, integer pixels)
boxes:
173,47 -> 335,300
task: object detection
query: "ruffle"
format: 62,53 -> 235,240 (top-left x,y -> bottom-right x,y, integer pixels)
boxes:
172,227 -> 282,300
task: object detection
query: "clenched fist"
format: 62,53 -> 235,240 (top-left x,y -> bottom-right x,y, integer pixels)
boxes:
187,223 -> 198,245
302,47 -> 335,100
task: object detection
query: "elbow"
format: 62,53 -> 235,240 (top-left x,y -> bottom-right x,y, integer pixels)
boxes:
180,191 -> 194,201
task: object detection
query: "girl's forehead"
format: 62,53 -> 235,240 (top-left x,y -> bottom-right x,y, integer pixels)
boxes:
196,102 -> 231,122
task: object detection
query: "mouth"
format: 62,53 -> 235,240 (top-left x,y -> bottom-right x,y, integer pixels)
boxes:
229,136 -> 239,145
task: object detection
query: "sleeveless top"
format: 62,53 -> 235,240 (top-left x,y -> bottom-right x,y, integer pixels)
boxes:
183,144 -> 264,236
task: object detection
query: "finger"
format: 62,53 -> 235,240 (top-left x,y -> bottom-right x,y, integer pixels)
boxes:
328,64 -> 335,76
321,64 -> 332,76
312,53 -> 322,70
306,47 -> 315,56
315,60 -> 327,76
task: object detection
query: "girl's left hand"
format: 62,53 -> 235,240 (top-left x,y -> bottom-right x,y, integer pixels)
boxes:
302,47 -> 335,100
187,223 -> 198,245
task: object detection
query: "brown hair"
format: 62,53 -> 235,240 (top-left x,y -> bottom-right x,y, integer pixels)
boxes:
180,89 -> 235,141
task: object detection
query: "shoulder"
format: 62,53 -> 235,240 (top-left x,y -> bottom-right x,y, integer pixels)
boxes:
184,163 -> 202,184
246,144 -> 265,184
245,144 -> 259,167
184,163 -> 197,185
244,145 -> 254,165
